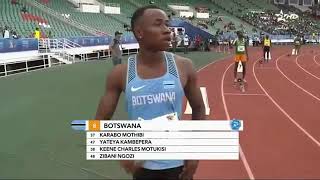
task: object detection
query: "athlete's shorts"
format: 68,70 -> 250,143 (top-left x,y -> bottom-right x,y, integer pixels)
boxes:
235,54 -> 247,62
133,166 -> 185,180
295,45 -> 301,50
264,46 -> 270,52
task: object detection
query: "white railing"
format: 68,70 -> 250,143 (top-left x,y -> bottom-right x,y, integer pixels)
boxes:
64,38 -> 82,48
0,43 -> 140,78
39,38 -> 81,51
38,38 -> 85,64
52,51 -> 73,64
0,56 -> 63,77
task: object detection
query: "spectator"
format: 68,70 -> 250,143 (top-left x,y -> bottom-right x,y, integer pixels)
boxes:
34,27 -> 41,40
242,9 -> 319,36
204,38 -> 210,51
41,0 -> 49,4
11,0 -> 18,5
47,30 -> 52,38
0,27 -> 3,38
182,34 -> 190,54
12,31 -> 19,39
4,27 -> 10,39
21,6 -> 27,13
199,36 -> 205,51
195,35 -> 201,50
171,32 -> 178,53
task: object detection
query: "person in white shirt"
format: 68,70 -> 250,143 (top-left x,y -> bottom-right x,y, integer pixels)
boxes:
171,32 -> 178,53
4,27 -> 10,39
183,34 -> 190,54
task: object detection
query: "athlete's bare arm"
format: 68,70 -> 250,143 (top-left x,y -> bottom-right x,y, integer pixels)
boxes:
175,55 -> 206,120
175,55 -> 204,180
95,65 -> 126,120
95,64 -> 141,175
245,40 -> 249,61
109,41 -> 114,54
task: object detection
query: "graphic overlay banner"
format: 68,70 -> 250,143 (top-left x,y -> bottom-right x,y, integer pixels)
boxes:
71,119 -> 243,160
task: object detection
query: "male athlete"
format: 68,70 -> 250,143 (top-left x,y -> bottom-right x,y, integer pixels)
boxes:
293,35 -> 302,55
262,35 -> 271,63
95,5 -> 205,180
233,31 -> 249,82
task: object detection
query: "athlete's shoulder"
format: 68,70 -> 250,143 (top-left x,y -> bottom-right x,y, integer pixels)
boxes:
173,53 -> 193,67
233,38 -> 239,45
172,53 -> 195,76
106,63 -> 127,91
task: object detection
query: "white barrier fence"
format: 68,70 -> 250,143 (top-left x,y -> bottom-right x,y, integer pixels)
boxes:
0,38 -> 317,78
0,43 -> 139,78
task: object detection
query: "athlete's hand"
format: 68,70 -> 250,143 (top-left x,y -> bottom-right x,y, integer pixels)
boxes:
179,160 -> 199,180
120,160 -> 142,174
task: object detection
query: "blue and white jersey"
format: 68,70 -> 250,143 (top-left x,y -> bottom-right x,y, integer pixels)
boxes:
125,52 -> 185,170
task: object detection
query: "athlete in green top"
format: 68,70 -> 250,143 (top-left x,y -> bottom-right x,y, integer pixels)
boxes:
235,39 -> 246,54
293,35 -> 302,55
233,31 -> 249,82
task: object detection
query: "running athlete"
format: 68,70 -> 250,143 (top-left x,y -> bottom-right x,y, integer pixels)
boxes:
95,5 -> 205,180
233,31 -> 249,82
262,35 -> 271,63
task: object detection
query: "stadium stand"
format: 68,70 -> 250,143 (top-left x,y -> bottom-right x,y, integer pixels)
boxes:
2,0 -> 320,78
0,0 -> 90,38
2,0 -> 320,41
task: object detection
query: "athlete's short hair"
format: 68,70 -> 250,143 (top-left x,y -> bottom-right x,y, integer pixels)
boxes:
237,31 -> 244,37
131,5 -> 163,37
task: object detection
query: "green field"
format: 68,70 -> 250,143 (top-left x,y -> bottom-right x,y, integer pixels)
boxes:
0,51 -> 227,179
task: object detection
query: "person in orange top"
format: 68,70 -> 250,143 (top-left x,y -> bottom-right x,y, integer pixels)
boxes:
233,31 -> 249,82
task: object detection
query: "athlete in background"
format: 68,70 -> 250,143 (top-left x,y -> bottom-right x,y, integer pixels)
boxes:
293,35 -> 302,55
233,31 -> 249,82
262,35 -> 271,63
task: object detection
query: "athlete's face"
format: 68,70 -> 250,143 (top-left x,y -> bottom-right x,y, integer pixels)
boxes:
136,9 -> 171,51
115,34 -> 122,40
238,33 -> 244,39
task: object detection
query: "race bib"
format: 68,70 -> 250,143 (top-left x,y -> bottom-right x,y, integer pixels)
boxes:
152,112 -> 179,121
237,46 -> 245,52
135,112 -> 178,163
138,112 -> 179,121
